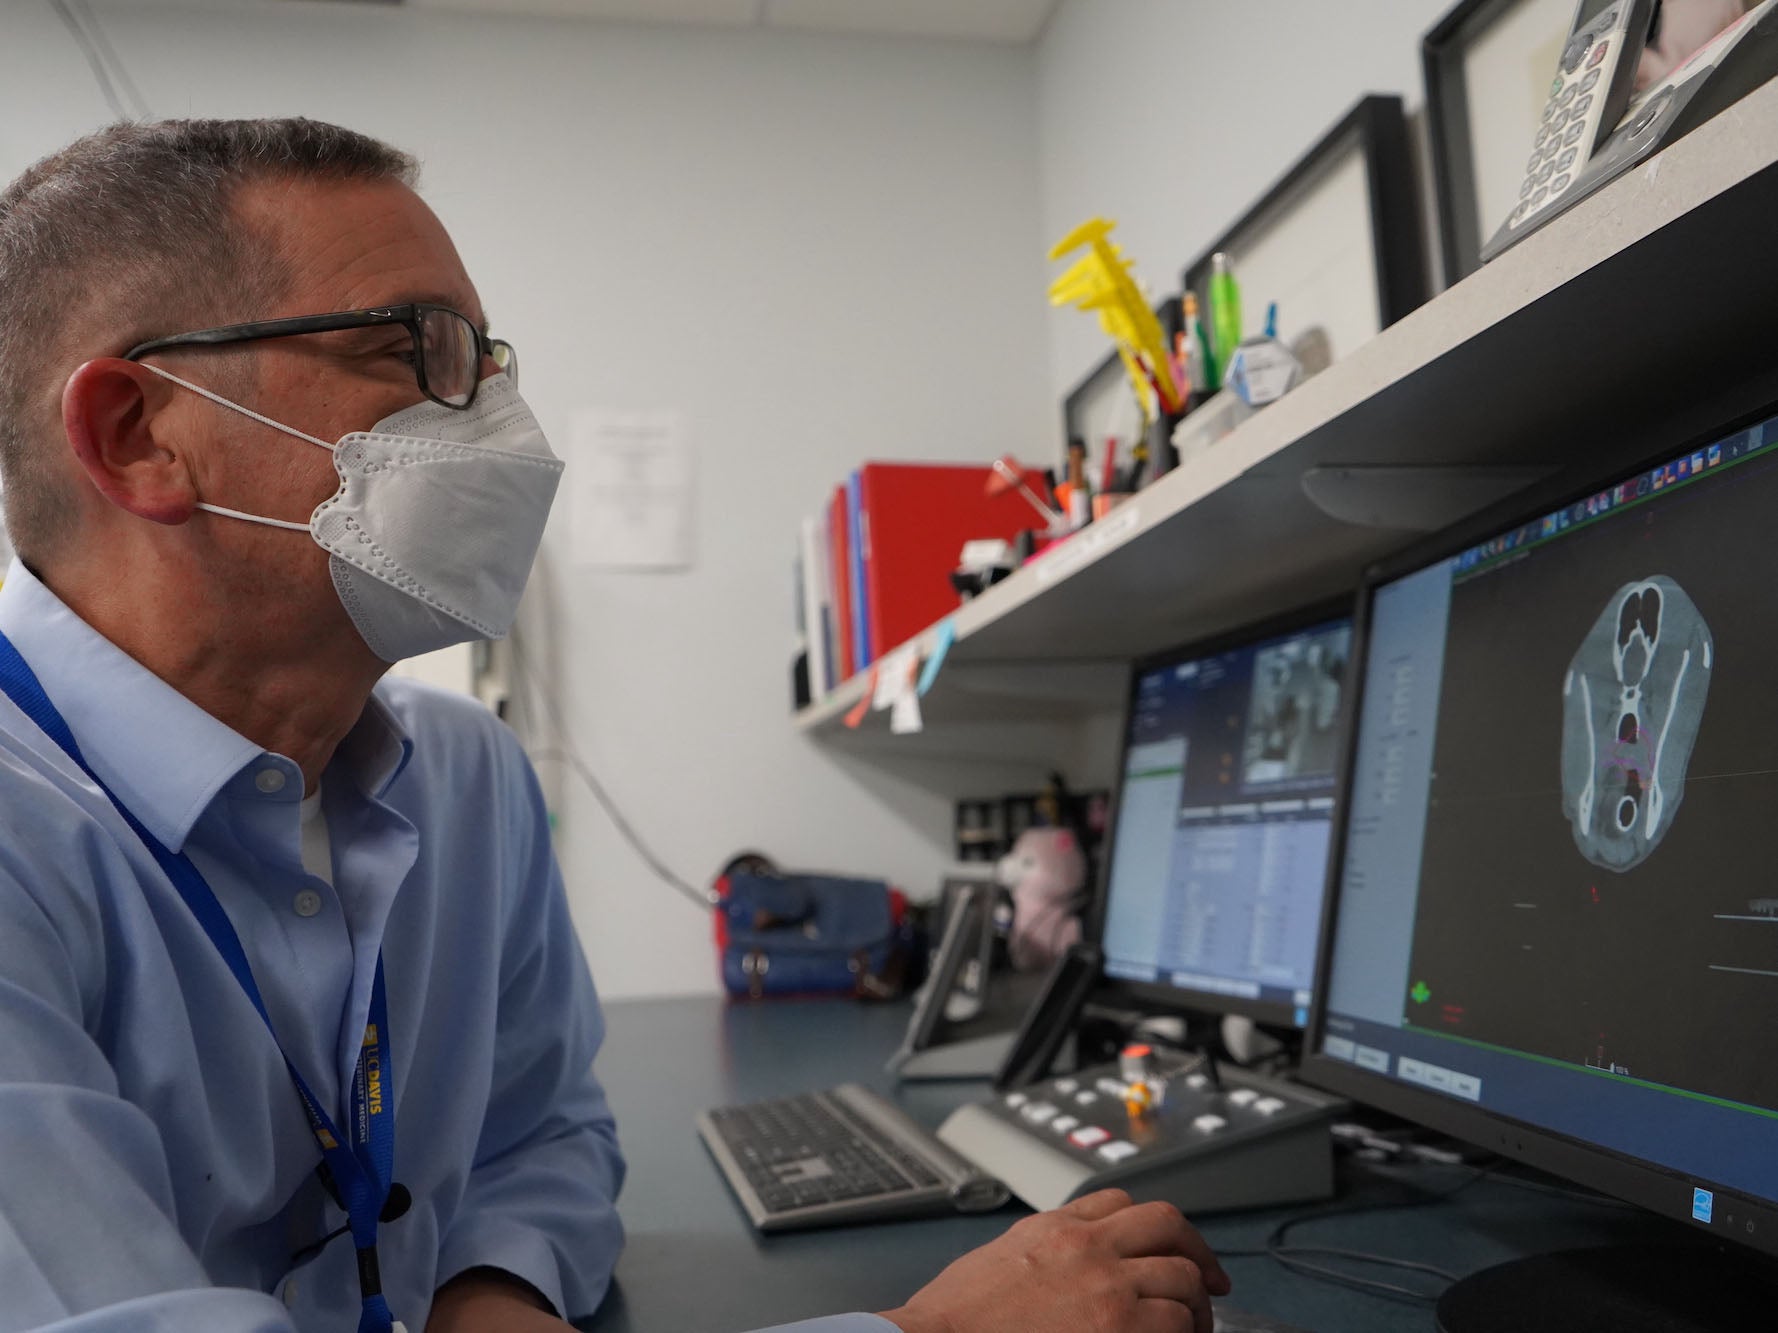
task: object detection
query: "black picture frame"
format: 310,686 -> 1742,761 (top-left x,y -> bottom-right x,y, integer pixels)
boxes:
1180,94 -> 1428,356
1423,0 -> 1523,284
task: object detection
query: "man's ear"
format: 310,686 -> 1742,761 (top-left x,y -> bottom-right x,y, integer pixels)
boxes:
61,358 -> 198,526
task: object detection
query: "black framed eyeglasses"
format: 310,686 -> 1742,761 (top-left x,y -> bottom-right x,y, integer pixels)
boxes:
124,303 -> 517,410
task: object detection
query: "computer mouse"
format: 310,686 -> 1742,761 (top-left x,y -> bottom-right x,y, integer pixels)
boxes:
1561,575 -> 1712,871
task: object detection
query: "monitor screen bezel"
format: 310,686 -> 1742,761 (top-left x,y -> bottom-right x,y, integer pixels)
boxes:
1089,596 -> 1357,1030
1299,396 -> 1778,1260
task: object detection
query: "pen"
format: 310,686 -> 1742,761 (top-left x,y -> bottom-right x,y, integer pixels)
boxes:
1184,291 -> 1218,394
1127,439 -> 1150,491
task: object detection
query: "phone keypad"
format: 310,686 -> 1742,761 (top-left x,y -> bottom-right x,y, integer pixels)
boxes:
1509,9 -> 1628,230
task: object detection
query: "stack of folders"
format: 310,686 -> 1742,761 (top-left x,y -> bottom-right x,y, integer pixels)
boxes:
795,461 -> 1052,700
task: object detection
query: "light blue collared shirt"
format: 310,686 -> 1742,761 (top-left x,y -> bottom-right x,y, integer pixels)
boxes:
0,560 -> 625,1331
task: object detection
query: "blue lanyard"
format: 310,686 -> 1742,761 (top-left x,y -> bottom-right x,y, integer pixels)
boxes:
0,632 -> 400,1333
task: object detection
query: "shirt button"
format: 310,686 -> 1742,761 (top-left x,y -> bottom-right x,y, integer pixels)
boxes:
255,768 -> 287,794
293,890 -> 322,918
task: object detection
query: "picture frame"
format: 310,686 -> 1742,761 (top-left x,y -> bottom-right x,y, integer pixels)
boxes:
1180,94 -> 1429,372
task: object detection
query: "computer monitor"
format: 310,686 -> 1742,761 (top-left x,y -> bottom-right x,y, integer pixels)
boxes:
1095,604 -> 1355,1029
1307,406 -> 1778,1325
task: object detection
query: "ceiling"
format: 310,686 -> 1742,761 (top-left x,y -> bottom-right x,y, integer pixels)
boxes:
386,0 -> 1063,43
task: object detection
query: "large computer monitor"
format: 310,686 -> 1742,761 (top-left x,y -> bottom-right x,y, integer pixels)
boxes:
1307,406 -> 1778,1324
1095,604 -> 1354,1029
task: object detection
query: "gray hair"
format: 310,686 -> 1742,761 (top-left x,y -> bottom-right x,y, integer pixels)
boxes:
0,118 -> 419,564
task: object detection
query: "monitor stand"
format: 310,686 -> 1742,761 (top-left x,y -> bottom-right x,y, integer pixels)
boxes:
1436,1244 -> 1778,1333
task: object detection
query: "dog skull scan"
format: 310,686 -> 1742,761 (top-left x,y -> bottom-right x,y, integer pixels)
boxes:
1561,577 -> 1712,871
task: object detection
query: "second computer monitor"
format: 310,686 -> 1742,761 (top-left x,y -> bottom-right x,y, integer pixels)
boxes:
1097,606 -> 1354,1028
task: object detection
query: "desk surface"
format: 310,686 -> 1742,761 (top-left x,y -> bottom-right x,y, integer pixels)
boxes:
581,995 -> 1679,1333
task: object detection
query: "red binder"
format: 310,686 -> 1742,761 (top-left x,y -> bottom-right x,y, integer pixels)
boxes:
857,461 -> 1050,658
828,486 -> 855,682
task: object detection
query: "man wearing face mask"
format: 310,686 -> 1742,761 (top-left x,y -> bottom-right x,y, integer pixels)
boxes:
0,120 -> 1228,1333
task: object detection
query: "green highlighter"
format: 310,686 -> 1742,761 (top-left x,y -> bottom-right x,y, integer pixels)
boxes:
1208,252 -> 1243,374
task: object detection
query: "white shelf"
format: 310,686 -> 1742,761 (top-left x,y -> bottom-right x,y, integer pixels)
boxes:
801,80 -> 1778,746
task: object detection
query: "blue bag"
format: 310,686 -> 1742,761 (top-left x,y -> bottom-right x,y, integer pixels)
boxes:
715,868 -> 916,1000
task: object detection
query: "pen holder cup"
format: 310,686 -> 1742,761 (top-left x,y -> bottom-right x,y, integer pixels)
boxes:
1146,409 -> 1185,480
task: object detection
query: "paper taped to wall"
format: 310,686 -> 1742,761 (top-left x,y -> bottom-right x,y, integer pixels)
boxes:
570,409 -> 695,570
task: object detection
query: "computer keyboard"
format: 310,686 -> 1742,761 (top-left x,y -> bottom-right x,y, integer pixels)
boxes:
697,1083 -> 1010,1232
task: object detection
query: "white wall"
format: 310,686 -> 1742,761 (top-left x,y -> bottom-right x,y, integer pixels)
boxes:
1034,0 -> 1459,400
4,0 -> 1053,998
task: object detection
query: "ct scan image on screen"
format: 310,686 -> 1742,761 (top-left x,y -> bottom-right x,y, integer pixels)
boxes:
1100,615 -> 1351,1020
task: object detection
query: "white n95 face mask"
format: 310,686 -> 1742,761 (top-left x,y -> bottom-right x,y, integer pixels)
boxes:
141,365 -> 564,663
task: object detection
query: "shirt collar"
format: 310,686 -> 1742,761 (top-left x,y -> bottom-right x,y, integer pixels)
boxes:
345,689 -> 415,801
0,560 -> 413,849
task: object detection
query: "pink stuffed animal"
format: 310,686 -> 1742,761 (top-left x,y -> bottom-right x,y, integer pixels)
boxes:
998,827 -> 1086,972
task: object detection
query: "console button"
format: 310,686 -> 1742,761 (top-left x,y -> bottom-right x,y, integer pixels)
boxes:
1069,1125 -> 1111,1149
1227,1089 -> 1259,1108
1051,1116 -> 1080,1135
1097,1140 -> 1140,1164
1023,1102 -> 1058,1124
1192,1115 -> 1228,1134
1254,1097 -> 1287,1116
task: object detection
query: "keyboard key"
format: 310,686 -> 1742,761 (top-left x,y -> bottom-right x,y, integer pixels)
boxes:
1069,1126 -> 1111,1149
1253,1097 -> 1287,1116
1005,1092 -> 1028,1108
1097,1140 -> 1139,1164
1050,1116 -> 1081,1135
1192,1115 -> 1228,1134
1074,1091 -> 1099,1106
1053,1078 -> 1079,1095
1023,1102 -> 1059,1124
1227,1089 -> 1259,1108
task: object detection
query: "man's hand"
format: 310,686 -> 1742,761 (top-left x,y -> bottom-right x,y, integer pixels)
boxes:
878,1189 -> 1232,1333
424,1268 -> 570,1333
